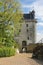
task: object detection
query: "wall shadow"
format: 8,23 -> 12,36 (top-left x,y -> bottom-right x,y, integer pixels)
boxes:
33,58 -> 43,65
30,57 -> 43,65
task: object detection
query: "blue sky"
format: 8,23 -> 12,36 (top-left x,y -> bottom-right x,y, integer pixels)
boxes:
20,0 -> 43,42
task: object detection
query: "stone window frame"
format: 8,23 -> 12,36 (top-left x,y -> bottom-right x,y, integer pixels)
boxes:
27,37 -> 29,40
26,24 -> 28,27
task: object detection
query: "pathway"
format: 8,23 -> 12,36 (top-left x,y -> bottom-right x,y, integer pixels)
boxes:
0,53 -> 43,65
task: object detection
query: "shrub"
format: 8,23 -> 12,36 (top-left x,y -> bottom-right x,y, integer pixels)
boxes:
0,47 -> 16,57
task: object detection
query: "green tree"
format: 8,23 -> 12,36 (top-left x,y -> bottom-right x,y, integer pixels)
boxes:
0,0 -> 23,47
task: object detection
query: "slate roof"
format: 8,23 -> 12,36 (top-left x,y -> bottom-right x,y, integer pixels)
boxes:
23,10 -> 35,19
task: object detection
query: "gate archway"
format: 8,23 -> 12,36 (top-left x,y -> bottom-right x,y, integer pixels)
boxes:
22,41 -> 27,47
22,41 -> 27,52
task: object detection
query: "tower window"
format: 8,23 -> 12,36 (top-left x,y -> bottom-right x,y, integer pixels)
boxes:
26,24 -> 28,27
27,29 -> 28,32
27,37 -> 29,40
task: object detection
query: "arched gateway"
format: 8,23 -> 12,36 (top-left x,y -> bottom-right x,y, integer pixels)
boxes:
22,41 -> 27,52
22,41 -> 27,47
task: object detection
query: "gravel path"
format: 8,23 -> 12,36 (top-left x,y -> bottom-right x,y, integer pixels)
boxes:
0,53 -> 43,65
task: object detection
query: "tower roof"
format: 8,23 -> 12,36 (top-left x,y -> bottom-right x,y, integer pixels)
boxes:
23,10 -> 35,20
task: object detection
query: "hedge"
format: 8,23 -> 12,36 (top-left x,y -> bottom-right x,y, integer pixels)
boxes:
0,47 -> 16,57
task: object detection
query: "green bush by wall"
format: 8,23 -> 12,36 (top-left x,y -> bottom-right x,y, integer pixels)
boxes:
0,47 -> 16,57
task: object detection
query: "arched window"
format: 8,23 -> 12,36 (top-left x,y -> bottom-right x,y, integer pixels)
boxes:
22,41 -> 27,46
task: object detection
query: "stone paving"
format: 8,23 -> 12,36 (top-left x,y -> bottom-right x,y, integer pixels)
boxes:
0,53 -> 43,65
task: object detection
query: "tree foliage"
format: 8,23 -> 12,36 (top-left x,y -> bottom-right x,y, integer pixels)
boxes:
0,0 -> 23,47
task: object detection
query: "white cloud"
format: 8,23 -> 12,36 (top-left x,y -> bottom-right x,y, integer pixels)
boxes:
36,32 -> 43,43
36,22 -> 43,42
37,22 -> 43,26
22,5 -> 32,8
32,0 -> 43,21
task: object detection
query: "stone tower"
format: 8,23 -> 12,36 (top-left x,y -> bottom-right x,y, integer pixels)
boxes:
15,10 -> 37,52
